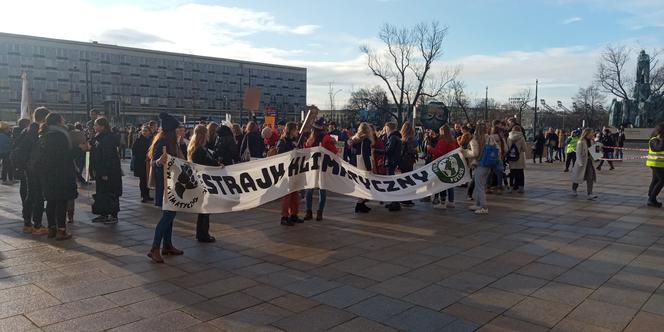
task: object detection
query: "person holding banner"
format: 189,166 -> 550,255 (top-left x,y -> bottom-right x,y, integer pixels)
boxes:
147,112 -> 185,263
428,124 -> 459,208
383,122 -> 403,212
240,121 -> 264,161
213,125 -> 240,166
277,122 -> 303,226
188,125 -> 218,242
304,118 -> 338,221
349,123 -> 374,213
571,128 -> 598,200
647,123 -> 664,207
399,122 -> 417,207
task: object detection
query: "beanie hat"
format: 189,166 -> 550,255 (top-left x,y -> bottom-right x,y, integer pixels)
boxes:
159,112 -> 180,132
313,117 -> 326,129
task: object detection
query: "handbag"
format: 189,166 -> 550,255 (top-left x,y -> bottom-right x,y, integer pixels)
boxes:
92,192 -> 119,216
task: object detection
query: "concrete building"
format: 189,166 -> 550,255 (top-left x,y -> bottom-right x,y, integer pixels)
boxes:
0,32 -> 306,125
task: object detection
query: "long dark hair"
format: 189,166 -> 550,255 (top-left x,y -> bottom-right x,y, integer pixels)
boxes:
147,128 -> 178,159
39,112 -> 64,135
306,127 -> 324,147
652,122 -> 664,138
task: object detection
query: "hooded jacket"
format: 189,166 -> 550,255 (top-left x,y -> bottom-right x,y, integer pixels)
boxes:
507,131 -> 528,170
384,131 -> 402,169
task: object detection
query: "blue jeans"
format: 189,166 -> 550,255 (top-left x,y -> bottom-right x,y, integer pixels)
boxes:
547,145 -> 556,161
473,166 -> 491,208
440,188 -> 455,203
152,210 -> 176,248
305,189 -> 327,211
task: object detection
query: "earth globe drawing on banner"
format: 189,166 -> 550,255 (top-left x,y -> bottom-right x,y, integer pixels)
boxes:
418,102 -> 449,130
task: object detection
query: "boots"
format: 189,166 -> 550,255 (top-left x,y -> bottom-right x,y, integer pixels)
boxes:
355,202 -> 370,213
147,247 -> 164,263
55,229 -> 71,241
161,245 -> 184,256
316,210 -> 323,221
47,228 -> 57,239
303,210 -> 313,221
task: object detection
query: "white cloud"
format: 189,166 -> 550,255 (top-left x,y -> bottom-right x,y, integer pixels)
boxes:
562,16 -> 583,24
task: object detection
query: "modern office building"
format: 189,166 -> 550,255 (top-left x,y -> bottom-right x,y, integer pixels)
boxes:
0,32 -> 307,125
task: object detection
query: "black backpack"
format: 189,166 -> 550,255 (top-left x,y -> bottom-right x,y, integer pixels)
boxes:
507,143 -> 520,162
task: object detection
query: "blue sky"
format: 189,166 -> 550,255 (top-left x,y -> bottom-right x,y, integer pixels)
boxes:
2,0 -> 663,107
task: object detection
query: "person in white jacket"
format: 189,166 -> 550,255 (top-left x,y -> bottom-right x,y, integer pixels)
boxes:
463,122 -> 495,214
571,128 -> 598,200
507,126 -> 528,193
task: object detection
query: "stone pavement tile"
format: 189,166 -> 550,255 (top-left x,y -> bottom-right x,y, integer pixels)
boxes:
116,265 -> 188,287
606,271 -> 663,293
235,262 -> 288,278
283,277 -> 342,298
568,299 -> 638,331
328,257 -> 381,274
438,319 -> 479,332
270,293 -> 320,313
102,281 -> 183,306
0,285 -> 46,303
588,284 -> 651,309
47,278 -> 134,303
467,259 -> 521,278
307,266 -> 347,280
0,262 -> 51,279
108,310 -> 201,332
390,253 -> 440,269
536,252 -> 584,268
212,255 -> 263,271
208,303 -> 289,331
384,306 -> 456,332
242,284 -> 288,302
182,291 -> 263,321
347,295 -> 413,322
255,268 -> 310,288
437,271 -> 497,293
516,262 -> 568,280
168,268 -> 234,288
551,318 -> 613,332
272,304 -> 355,332
434,255 -> 485,270
463,246 -> 507,260
189,275 -> 258,298
313,285 -> 375,309
42,307 -> 142,332
26,296 -> 117,327
490,273 -> 548,296
555,268 -> 613,289
126,289 -> 206,318
0,293 -> 61,320
326,317 -> 396,332
333,274 -> 378,289
417,245 -> 464,259
403,284 -> 464,311
352,263 -> 410,282
443,303 -> 498,325
642,293 -> 664,316
478,315 -> 548,332
531,281 -> 593,306
0,315 -> 38,332
459,287 -> 524,314
574,259 -> 624,275
505,296 -> 574,328
401,264 -> 457,283
185,322 -> 224,332
624,312 -> 664,332
367,276 -> 429,298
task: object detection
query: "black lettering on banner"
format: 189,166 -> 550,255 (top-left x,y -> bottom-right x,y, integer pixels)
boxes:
202,174 -> 218,194
358,175 -> 371,190
223,176 -> 242,195
299,156 -> 310,173
310,152 -> 321,170
339,166 -> 347,177
397,176 -> 416,189
371,180 -> 386,192
239,173 -> 257,192
256,168 -> 273,189
412,170 -> 429,183
321,154 -> 340,175
288,157 -> 300,176
211,175 -> 227,195
385,180 -> 399,192
270,164 -> 285,184
347,170 -> 360,184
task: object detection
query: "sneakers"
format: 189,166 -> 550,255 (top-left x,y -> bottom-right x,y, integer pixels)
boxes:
354,202 -> 371,213
433,202 -> 446,209
104,216 -> 118,224
587,194 -> 598,201
280,217 -> 294,226
432,197 -> 440,205
506,187 -> 513,194
32,227 -> 49,235
468,205 -> 480,211
572,190 -> 578,197
92,215 -> 107,223
474,208 -> 489,214
517,188 -> 524,194
401,201 -> 415,207
289,215 -> 304,224
647,200 -> 662,208
445,202 -> 456,208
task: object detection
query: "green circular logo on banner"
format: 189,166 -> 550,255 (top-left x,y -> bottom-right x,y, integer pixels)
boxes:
432,154 -> 466,183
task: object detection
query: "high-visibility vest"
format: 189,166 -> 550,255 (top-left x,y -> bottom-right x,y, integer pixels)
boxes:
646,137 -> 664,168
566,137 -> 579,154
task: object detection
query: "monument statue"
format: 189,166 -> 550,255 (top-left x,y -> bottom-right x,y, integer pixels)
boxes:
418,102 -> 449,130
609,50 -> 664,128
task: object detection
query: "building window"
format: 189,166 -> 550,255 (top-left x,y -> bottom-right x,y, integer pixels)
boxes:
140,97 -> 150,105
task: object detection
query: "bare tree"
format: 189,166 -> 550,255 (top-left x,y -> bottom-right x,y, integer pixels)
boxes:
596,45 -> 664,101
361,21 -> 456,125
572,85 -> 608,127
507,89 -> 533,124
346,86 -> 392,123
447,79 -> 472,123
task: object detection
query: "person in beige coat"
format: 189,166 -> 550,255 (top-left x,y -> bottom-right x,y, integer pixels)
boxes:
571,128 -> 598,200
507,126 -> 528,193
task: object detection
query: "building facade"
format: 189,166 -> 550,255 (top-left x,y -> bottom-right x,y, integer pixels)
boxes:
0,32 -> 307,125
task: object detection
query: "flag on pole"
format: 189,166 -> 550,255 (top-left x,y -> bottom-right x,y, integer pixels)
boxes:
20,72 -> 31,120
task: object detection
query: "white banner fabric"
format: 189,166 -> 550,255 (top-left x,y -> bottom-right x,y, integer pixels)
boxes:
163,147 -> 471,213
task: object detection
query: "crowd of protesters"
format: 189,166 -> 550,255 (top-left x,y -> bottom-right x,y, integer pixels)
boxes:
2,103 -> 662,262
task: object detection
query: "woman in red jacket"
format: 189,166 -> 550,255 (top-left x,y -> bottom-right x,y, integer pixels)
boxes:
304,118 -> 338,221
427,124 -> 459,209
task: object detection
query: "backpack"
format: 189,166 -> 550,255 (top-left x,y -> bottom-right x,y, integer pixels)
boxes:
506,143 -> 520,162
479,138 -> 498,167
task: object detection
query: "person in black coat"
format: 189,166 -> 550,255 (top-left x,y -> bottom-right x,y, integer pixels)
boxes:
533,130 -> 546,163
188,124 -> 218,242
132,125 -> 153,202
240,121 -> 265,160
90,118 -> 122,223
382,122 -> 402,211
37,113 -> 76,240
214,125 -> 240,165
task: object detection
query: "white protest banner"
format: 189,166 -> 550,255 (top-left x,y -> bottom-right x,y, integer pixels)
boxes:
164,147 -> 470,213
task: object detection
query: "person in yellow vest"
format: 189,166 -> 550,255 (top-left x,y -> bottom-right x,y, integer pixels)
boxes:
564,129 -> 580,172
647,123 -> 664,208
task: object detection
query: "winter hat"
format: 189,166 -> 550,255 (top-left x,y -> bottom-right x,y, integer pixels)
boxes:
312,117 -> 327,129
159,112 -> 180,132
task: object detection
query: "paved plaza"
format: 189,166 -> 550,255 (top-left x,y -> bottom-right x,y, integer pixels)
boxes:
1,158 -> 664,332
